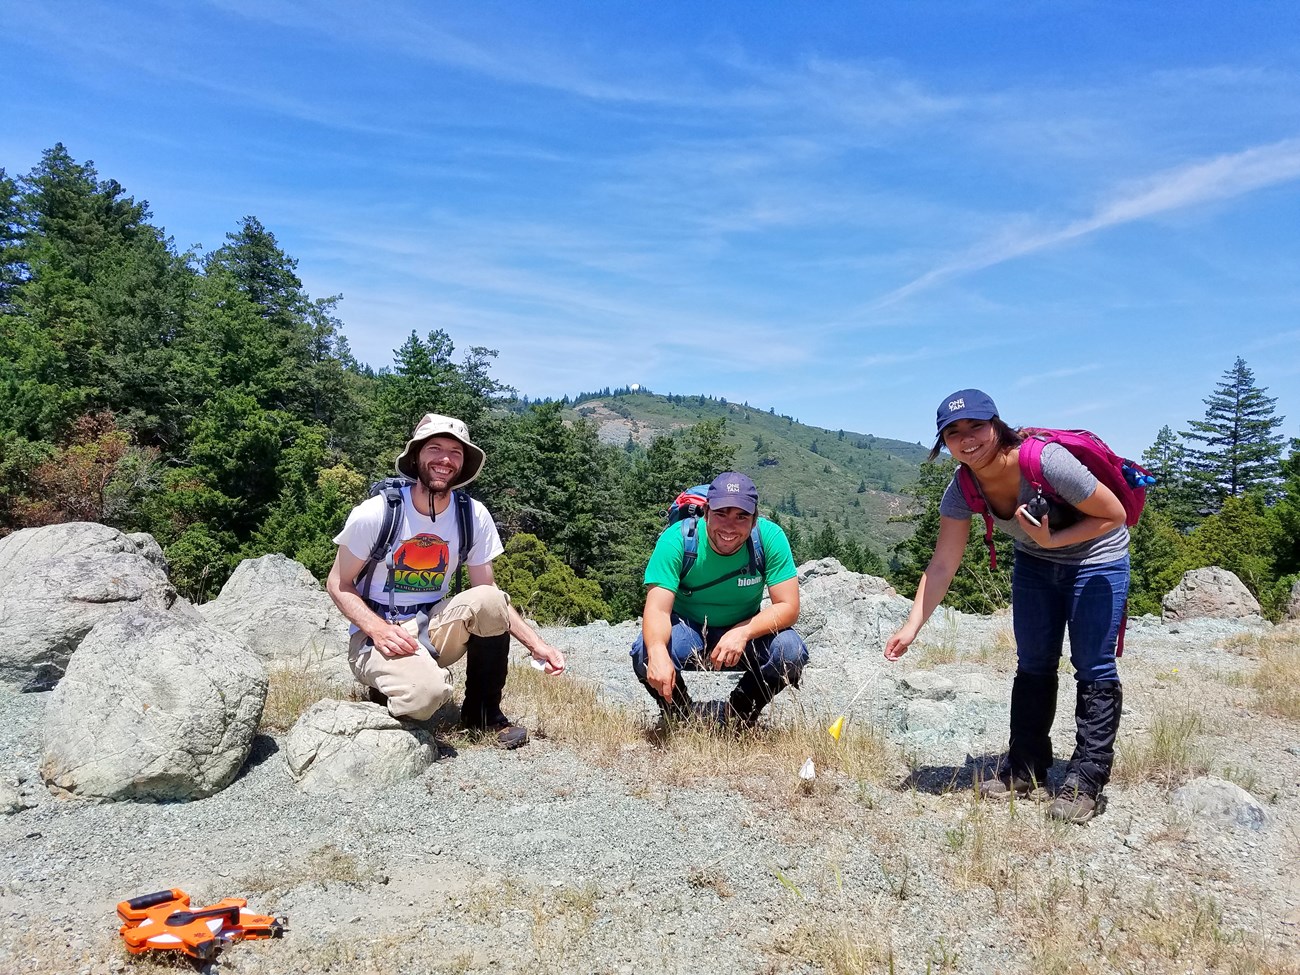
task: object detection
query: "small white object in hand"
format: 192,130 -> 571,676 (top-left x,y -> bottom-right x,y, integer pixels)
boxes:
799,757 -> 816,781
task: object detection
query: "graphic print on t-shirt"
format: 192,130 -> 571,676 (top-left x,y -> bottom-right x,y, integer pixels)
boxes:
385,534 -> 450,593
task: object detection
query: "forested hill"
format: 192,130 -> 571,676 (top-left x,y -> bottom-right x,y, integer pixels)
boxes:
4,144 -> 1297,628
562,390 -> 927,552
0,144 -> 924,626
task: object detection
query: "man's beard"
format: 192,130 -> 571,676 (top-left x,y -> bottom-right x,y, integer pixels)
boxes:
417,464 -> 458,496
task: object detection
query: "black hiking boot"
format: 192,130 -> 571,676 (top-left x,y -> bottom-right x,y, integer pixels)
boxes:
639,674 -> 693,723
1048,680 -> 1122,823
981,672 -> 1057,799
460,633 -> 528,749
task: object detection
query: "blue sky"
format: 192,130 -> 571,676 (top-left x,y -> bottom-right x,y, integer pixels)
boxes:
4,0 -> 1298,458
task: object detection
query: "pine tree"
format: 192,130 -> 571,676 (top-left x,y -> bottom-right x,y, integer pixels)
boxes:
1140,425 -> 1200,531
1182,357 -> 1287,508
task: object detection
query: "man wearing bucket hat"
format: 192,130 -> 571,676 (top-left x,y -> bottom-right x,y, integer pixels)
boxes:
327,413 -> 565,749
630,472 -> 807,729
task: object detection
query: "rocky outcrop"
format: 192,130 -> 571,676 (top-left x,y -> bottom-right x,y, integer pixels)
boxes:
284,700 -> 437,794
1171,776 -> 1269,831
199,554 -> 351,687
1286,578 -> 1300,622
0,523 -> 177,691
1162,567 -> 1262,622
40,610 -> 267,802
794,558 -> 911,649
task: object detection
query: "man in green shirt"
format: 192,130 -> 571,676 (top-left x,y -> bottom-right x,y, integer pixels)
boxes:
630,472 -> 808,727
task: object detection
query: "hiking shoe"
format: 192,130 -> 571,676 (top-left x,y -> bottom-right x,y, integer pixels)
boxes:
461,709 -> 529,749
1047,778 -> 1098,824
978,772 -> 1050,802
691,700 -> 756,732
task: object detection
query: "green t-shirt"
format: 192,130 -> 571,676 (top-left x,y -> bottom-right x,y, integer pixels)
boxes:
643,517 -> 797,628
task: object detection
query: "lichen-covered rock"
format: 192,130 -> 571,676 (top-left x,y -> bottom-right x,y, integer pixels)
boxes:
794,558 -> 912,649
199,554 -> 351,686
0,522 -> 177,691
1162,567 -> 1262,622
1171,776 -> 1268,831
284,700 -> 437,795
40,610 -> 267,802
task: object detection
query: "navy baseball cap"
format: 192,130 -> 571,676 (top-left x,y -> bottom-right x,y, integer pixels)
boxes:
935,389 -> 999,433
707,472 -> 758,514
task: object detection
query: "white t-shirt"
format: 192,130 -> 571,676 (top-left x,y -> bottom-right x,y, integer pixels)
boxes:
333,488 -> 504,611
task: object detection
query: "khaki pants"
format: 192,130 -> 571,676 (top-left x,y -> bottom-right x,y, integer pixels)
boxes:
349,587 -> 512,721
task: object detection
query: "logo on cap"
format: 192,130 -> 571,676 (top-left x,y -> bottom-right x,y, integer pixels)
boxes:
726,482 -> 740,493
948,398 -> 966,412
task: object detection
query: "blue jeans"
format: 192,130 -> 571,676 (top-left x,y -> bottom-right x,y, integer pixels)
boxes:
1012,551 -> 1128,683
630,614 -> 808,700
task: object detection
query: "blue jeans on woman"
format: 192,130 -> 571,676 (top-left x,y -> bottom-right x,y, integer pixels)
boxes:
1007,551 -> 1129,795
1012,550 -> 1128,681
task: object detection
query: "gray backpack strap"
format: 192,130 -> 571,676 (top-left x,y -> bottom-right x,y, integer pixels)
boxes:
355,482 -> 407,612
677,517 -> 700,587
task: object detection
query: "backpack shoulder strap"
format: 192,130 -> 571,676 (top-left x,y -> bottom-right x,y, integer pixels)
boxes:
451,490 -> 474,595
678,517 -> 700,587
355,482 -> 407,592
955,464 -> 999,571
454,490 -> 473,564
1016,430 -> 1055,497
748,523 -> 766,577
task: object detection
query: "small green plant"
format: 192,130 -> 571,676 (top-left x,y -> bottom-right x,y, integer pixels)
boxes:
1114,703 -> 1209,786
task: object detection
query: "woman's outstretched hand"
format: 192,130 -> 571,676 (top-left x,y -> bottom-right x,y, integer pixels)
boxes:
884,626 -> 915,661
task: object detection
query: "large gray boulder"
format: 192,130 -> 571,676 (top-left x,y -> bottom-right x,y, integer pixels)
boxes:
40,610 -> 267,802
284,700 -> 437,795
795,558 -> 912,649
0,522 -> 177,691
199,554 -> 351,685
1162,567 -> 1262,622
1286,578 -> 1300,622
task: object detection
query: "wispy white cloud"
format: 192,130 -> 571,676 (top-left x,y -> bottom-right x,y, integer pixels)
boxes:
870,137 -> 1300,309
1013,365 -> 1101,389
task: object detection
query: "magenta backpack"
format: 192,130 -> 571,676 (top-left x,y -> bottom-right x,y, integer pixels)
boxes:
955,428 -> 1152,656
955,428 -> 1153,571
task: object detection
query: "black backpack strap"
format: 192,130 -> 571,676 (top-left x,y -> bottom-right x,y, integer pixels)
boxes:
451,489 -> 474,596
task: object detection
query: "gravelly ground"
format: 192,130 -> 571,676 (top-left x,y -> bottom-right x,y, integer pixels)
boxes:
2,597 -> 1298,974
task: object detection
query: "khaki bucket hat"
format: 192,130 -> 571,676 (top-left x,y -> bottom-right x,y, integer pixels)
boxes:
395,413 -> 486,489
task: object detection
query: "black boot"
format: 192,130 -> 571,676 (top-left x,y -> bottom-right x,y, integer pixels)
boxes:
982,671 -> 1057,799
1048,679 -> 1122,824
460,633 -> 527,749
639,673 -> 693,721
728,659 -> 798,727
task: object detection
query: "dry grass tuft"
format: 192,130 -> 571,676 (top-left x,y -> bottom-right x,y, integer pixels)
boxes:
1113,702 -> 1210,787
772,920 -> 896,975
941,794 -> 1069,895
240,842 -> 375,895
1246,632 -> 1300,721
260,664 -> 344,732
1025,880 -> 1300,975
502,662 -> 897,807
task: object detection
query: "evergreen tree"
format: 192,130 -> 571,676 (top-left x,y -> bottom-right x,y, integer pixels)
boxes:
889,459 -> 1011,614
1182,357 -> 1287,508
1127,508 -> 1190,617
1140,425 -> 1200,531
